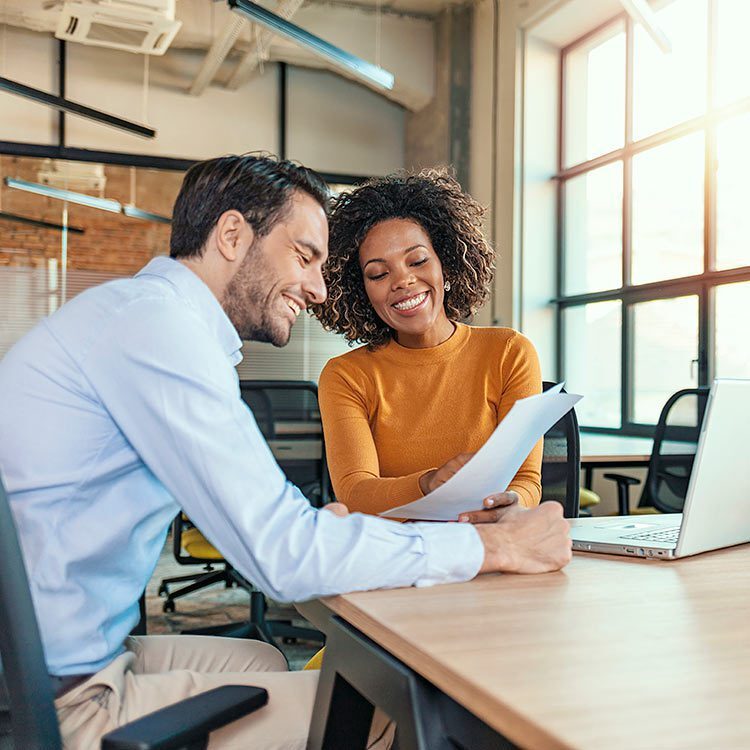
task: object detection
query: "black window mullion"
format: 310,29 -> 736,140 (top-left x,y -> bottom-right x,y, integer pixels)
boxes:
622,14 -> 634,431
556,45 -> 568,382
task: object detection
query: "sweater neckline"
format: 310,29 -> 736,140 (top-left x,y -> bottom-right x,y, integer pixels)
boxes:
378,322 -> 471,365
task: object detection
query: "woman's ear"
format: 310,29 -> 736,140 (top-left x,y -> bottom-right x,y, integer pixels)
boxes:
215,210 -> 254,263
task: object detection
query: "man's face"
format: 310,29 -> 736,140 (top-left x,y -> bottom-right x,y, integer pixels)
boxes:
222,191 -> 328,347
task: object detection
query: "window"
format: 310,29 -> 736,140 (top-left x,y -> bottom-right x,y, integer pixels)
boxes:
558,0 -> 750,434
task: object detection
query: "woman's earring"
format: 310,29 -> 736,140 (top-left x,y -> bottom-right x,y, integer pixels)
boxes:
443,280 -> 451,292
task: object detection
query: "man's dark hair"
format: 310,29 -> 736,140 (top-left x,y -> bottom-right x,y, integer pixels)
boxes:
170,153 -> 330,259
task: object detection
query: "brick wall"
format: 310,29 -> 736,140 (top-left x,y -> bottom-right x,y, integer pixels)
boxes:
0,156 -> 183,276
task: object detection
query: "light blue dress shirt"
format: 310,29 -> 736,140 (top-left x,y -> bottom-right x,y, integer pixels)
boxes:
0,257 -> 484,676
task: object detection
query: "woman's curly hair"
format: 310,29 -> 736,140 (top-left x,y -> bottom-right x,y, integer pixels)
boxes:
312,168 -> 495,348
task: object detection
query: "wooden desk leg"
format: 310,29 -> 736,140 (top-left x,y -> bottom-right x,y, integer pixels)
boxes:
307,617 -> 515,750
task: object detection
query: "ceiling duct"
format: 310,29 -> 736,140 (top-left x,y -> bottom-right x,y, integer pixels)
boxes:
54,0 -> 182,55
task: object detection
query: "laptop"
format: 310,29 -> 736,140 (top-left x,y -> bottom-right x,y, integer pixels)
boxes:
570,379 -> 750,559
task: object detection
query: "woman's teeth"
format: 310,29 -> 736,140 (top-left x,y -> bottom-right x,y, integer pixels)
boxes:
393,292 -> 427,311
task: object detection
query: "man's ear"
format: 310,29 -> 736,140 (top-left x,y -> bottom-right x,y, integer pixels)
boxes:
215,210 -> 254,263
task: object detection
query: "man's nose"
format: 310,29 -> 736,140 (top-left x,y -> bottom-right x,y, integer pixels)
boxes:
305,267 -> 327,305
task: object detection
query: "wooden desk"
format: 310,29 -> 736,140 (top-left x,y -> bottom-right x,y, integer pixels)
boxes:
300,545 -> 750,749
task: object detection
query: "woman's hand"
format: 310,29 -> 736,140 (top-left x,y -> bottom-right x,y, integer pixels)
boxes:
419,452 -> 475,495
457,490 -> 521,524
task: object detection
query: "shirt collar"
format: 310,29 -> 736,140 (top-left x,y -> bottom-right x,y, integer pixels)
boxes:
135,257 -> 243,365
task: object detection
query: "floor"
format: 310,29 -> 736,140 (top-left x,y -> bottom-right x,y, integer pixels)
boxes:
146,536 -> 321,671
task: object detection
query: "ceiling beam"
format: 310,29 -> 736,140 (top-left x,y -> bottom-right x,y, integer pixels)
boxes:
188,14 -> 247,96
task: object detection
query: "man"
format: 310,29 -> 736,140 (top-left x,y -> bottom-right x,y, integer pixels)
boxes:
0,154 -> 571,749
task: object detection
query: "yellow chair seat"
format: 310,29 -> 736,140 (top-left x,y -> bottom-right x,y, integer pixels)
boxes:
630,506 -> 661,515
182,528 -> 223,560
303,647 -> 326,671
579,488 -> 601,509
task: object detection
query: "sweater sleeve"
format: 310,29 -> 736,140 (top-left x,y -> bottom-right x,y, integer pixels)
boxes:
318,358 -> 431,514
498,332 -> 543,507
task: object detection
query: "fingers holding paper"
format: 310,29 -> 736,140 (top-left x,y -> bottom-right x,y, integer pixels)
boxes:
457,490 -> 520,524
419,452 -> 475,495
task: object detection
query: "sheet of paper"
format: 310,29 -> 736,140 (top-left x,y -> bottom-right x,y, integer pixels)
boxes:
379,383 -> 582,521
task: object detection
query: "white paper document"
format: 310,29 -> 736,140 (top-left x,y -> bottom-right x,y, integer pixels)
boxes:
379,383 -> 582,521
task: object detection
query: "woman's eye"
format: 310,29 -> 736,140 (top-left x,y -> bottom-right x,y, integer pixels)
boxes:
367,272 -> 387,281
412,258 -> 428,267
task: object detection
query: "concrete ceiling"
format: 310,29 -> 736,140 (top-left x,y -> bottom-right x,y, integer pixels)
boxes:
0,0 -> 470,111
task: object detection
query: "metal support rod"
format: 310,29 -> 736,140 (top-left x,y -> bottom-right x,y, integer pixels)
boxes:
58,39 -> 66,148
278,62 -> 287,160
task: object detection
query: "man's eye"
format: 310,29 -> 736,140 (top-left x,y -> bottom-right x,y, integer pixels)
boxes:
298,252 -> 311,265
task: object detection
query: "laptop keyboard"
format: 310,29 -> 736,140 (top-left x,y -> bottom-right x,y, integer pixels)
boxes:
620,527 -> 680,543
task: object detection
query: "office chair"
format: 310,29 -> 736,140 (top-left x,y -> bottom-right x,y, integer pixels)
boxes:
158,381 -> 327,645
540,381 -> 582,518
0,474 -> 267,750
603,387 -> 710,515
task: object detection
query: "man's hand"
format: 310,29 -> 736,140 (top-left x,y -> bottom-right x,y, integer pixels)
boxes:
419,452 -> 475,495
474,501 -> 572,574
322,502 -> 349,518
457,490 -> 520,524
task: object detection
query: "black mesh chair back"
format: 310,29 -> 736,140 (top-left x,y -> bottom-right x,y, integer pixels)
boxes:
642,387 -> 710,513
540,381 -> 580,518
0,474 -> 63,750
240,380 -> 330,507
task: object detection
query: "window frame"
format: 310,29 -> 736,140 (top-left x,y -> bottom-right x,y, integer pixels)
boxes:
555,0 -> 750,436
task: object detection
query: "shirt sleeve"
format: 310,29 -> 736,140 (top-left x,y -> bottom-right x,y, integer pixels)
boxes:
318,359 -> 433,514
499,332 -> 543,507
80,298 -> 484,602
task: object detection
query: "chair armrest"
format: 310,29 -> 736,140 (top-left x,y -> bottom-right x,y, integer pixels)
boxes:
602,473 -> 641,486
101,685 -> 268,750
602,473 -> 641,516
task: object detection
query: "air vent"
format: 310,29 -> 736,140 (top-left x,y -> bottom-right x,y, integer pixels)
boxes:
54,1 -> 181,56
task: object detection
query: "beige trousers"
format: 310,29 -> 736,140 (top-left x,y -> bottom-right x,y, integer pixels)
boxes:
55,635 -> 391,750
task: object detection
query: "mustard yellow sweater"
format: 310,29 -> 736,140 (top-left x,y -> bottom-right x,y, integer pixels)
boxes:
318,324 -> 542,515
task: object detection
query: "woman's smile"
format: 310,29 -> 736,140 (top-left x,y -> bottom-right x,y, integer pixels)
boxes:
391,290 -> 429,314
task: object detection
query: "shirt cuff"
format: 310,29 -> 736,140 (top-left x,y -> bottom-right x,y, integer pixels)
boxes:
411,522 -> 484,588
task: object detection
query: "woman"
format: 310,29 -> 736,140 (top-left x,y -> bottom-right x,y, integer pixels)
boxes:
313,169 -> 542,522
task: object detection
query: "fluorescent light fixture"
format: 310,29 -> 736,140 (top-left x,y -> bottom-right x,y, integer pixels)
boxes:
123,205 -> 172,224
228,0 -> 395,91
4,177 -> 122,213
0,210 -> 85,234
0,76 -> 156,139
618,0 -> 671,53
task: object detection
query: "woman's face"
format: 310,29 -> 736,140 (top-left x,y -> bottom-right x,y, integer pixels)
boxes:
359,218 -> 453,348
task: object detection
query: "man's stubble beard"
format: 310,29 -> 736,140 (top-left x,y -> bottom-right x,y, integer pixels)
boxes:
222,241 -> 292,348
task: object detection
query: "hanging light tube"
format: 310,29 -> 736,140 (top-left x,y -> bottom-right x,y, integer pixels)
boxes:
0,76 -> 156,139
4,177 -> 122,213
122,205 -> 172,224
227,0 -> 395,91
0,210 -> 85,234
